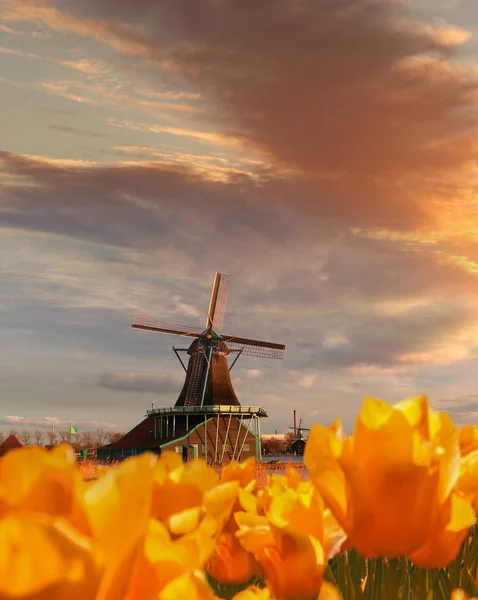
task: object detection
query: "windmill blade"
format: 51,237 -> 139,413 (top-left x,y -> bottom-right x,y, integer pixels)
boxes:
184,351 -> 207,406
132,314 -> 203,338
206,272 -> 231,331
221,334 -> 285,359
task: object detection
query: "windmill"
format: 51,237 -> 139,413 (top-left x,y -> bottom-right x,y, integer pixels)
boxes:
132,272 -> 285,408
288,414 -> 310,456
98,272 -> 286,464
288,418 -> 310,440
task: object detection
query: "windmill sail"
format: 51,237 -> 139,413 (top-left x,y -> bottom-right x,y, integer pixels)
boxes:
132,315 -> 203,338
184,351 -> 207,406
206,272 -> 231,331
221,334 -> 285,359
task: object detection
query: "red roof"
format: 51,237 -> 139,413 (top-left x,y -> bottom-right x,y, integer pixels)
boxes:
0,435 -> 24,456
1,434 -> 24,449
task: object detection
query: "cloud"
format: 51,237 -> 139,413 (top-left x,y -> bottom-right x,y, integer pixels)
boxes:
5,0 -> 478,236
436,394 -> 478,424
1,150 -> 477,373
29,0 -> 477,233
1,416 -> 117,430
97,372 -> 183,394
47,124 -> 109,138
246,369 -> 262,379
296,374 -> 318,390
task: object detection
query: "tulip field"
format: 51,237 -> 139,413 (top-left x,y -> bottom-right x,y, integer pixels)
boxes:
1,395 -> 477,599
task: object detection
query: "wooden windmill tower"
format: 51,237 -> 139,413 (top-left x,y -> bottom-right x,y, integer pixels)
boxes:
98,273 -> 285,463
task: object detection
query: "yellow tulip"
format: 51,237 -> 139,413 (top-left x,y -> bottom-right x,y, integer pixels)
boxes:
158,571 -> 218,600
84,451 -> 218,600
305,395 -> 476,563
459,425 -> 478,457
451,591 -> 478,600
120,518 -> 216,600
318,582 -> 343,600
84,453 -> 158,600
206,459 -> 261,584
236,512 -> 325,600
221,457 -> 257,487
231,585 -> 274,600
258,467 -> 304,515
207,529 -> 260,584
408,492 -> 476,567
0,444 -> 90,535
456,426 -> 478,514
152,453 -> 218,516
457,450 -> 478,513
0,512 -> 102,600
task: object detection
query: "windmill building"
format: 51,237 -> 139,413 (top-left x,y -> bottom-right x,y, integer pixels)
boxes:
98,273 -> 285,463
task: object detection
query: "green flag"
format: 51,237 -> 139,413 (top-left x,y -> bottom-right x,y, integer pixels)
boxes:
70,425 -> 78,434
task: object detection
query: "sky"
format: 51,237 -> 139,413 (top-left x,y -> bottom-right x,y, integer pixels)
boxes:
1,0 -> 478,436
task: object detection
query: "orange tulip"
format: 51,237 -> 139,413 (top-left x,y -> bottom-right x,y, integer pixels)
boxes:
206,458 -> 261,584
305,395 -> 476,564
231,585 -> 274,600
236,512 -> 325,600
120,518 -> 216,600
457,451 -> 478,513
459,425 -> 478,456
207,529 -> 260,584
0,512 -> 102,600
457,426 -> 478,514
451,591 -> 478,600
0,444 -> 91,535
84,453 -> 219,599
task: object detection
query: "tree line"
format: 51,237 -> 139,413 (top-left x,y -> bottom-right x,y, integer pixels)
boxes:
0,429 -> 125,450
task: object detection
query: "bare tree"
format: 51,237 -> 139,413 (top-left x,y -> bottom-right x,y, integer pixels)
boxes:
19,430 -> 32,445
107,432 -> 124,444
8,429 -> 19,437
93,429 -> 108,448
47,430 -> 57,445
284,431 -> 296,449
33,430 -> 44,446
59,430 -> 70,442
80,431 -> 95,450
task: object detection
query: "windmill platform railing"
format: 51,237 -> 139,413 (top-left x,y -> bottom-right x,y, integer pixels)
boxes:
146,405 -> 268,418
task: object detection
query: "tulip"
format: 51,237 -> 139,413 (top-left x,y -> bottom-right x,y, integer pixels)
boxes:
236,512 -> 325,600
459,425 -> 478,457
0,444 -> 91,535
152,452 -> 219,525
231,585 -> 274,600
206,459 -> 261,584
452,591 -> 478,600
457,425 -> 478,514
0,512 -> 102,600
207,529 -> 260,584
305,395 -> 476,564
457,451 -> 478,514
120,518 -> 216,600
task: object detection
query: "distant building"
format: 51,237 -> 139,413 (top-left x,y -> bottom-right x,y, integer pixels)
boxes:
0,434 -> 24,457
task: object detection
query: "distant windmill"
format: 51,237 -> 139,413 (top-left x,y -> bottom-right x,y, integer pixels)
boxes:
98,272 -> 286,464
289,418 -> 310,441
288,413 -> 310,456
